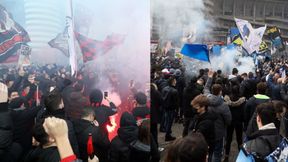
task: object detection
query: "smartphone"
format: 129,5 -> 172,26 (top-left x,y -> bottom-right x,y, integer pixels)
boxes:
104,91 -> 108,98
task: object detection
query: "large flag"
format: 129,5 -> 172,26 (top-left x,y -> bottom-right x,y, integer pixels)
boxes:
0,5 -> 30,63
267,26 -> 285,52
181,44 -> 210,62
75,32 -> 125,63
48,30 -> 69,57
234,18 -> 266,54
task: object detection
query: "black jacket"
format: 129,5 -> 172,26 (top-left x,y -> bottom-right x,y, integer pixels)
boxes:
10,106 -> 41,156
244,95 -> 270,130
132,106 -> 150,120
240,79 -> 257,99
150,87 -> 163,124
224,95 -> 246,124
0,103 -> 13,150
38,109 -> 80,157
243,128 -> 282,161
109,112 -> 138,162
183,82 -> 202,118
188,111 -> 216,147
23,146 -> 60,162
73,119 -> 110,162
161,85 -> 178,111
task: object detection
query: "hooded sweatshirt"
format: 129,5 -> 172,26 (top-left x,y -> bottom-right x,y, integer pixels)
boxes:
109,112 -> 138,162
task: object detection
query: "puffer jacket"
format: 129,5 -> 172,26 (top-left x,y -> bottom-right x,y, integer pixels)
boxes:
243,126 -> 282,161
0,103 -> 13,150
204,77 -> 232,140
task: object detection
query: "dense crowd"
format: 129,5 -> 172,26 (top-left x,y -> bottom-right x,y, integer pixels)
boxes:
151,52 -> 288,162
0,64 -> 157,162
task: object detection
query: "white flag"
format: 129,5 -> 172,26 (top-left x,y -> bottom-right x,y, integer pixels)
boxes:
234,18 -> 266,54
66,0 -> 77,76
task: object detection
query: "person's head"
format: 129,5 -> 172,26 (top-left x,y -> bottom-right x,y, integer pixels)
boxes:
256,103 -> 276,128
211,84 -> 222,96
9,91 -> 19,101
272,100 -> 287,120
33,119 -> 55,147
248,72 -> 254,79
241,73 -> 248,80
164,132 -> 208,162
257,82 -> 267,95
44,88 -> 64,112
168,76 -> 177,86
191,94 -> 209,115
138,119 -> 150,145
232,68 -> 238,75
89,89 -> 103,106
217,69 -> 222,75
134,92 -> 147,107
81,107 -> 95,122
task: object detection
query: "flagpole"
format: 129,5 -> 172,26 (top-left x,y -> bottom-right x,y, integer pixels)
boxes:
67,0 -> 77,77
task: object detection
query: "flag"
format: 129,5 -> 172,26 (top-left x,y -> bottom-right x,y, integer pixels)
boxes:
232,35 -> 243,46
0,5 -> 30,63
258,41 -> 268,53
229,27 -> 240,40
75,32 -> 125,63
212,45 -> 221,55
48,30 -> 69,57
66,0 -> 77,76
267,27 -> 285,51
235,18 -> 266,54
181,44 -> 210,62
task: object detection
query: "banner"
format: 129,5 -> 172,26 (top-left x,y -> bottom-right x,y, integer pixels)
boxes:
267,27 -> 285,52
48,30 -> 69,57
235,18 -> 266,54
75,32 -> 125,63
181,44 -> 210,62
0,5 -> 30,63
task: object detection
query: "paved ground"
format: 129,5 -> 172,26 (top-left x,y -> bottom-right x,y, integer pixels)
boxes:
158,123 -> 239,162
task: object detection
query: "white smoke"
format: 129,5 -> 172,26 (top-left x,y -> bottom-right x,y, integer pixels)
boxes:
152,0 -> 213,44
183,47 -> 255,78
74,0 -> 150,98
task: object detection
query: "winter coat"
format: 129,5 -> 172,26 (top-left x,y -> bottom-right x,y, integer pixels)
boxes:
150,87 -> 163,124
183,82 -> 202,118
73,119 -> 110,162
0,103 -> 13,151
108,112 -> 138,162
244,94 -> 270,130
161,85 -> 178,111
188,111 -> 216,148
240,79 -> 257,99
243,128 -> 282,161
10,105 -> 41,155
132,106 -> 150,121
204,77 -> 232,140
23,146 -> 60,162
224,95 -> 246,124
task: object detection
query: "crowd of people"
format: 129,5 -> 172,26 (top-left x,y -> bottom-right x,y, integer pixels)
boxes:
0,64 -> 157,162
151,52 -> 288,162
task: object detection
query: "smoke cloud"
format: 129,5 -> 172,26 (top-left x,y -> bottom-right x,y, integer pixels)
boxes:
152,0 -> 213,44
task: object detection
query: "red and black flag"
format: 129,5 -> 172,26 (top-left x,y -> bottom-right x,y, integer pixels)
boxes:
75,32 -> 124,63
0,5 -> 30,63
